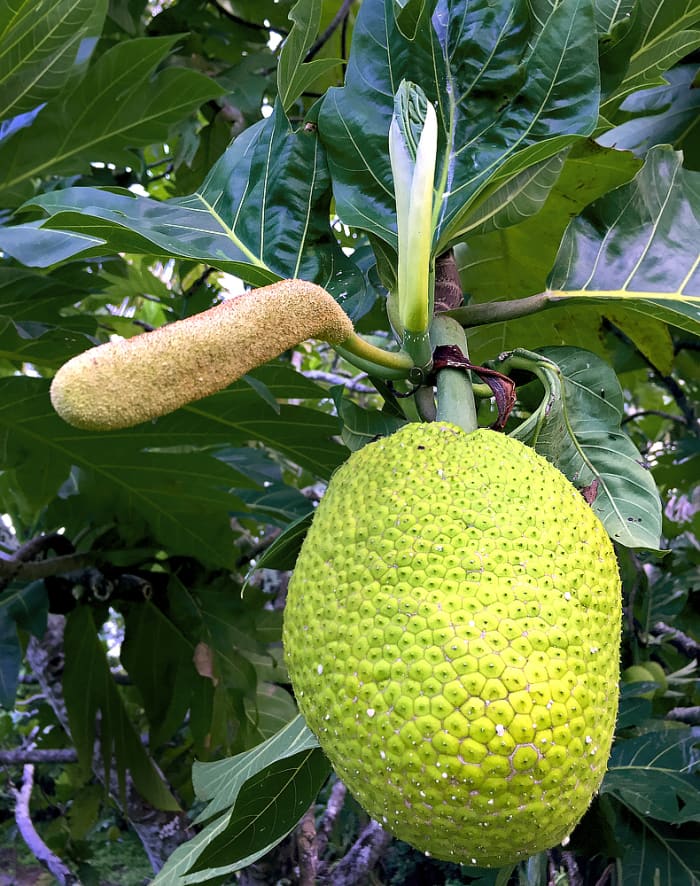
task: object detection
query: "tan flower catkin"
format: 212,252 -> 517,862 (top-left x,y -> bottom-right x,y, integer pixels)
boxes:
50,279 -> 353,430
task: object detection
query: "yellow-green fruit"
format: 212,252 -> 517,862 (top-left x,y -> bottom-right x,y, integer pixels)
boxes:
50,279 -> 353,430
283,422 -> 621,867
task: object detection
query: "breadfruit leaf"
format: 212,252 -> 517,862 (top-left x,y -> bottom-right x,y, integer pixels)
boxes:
547,146 -> 700,337
187,748 -> 329,874
151,716 -> 324,884
0,35 -> 226,206
0,370 -> 345,566
600,0 -> 700,117
243,512 -> 315,587
318,0 -> 599,255
506,346 -> 664,550
191,714 -> 320,824
62,606 -> 181,811
0,0 -> 108,124
277,0 -> 341,112
331,386 -> 407,451
0,103 -> 367,309
601,729 -> 700,824
121,601 -> 213,749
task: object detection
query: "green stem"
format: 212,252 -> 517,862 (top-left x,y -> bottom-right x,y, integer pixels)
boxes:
429,314 -> 479,434
402,329 -> 434,371
446,292 -> 555,326
335,332 -> 414,380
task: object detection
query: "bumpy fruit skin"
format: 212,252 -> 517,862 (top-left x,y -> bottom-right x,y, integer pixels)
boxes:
283,422 -> 621,867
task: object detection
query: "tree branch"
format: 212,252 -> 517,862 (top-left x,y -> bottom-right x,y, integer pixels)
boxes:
304,0 -> 355,61
316,779 -> 347,859
323,819 -> 392,885
0,532 -> 97,586
302,369 -> 375,393
621,409 -> 688,427
666,706 -> 700,725
208,0 -> 288,35
12,764 -> 81,885
652,622 -> 700,658
1,748 -> 79,765
297,806 -> 318,885
604,321 -> 699,435
0,551 -> 93,581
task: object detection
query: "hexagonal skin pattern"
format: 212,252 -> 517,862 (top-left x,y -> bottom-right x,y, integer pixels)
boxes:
283,423 -> 621,867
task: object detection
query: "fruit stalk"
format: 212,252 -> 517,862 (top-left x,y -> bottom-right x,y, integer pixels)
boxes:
429,314 -> 478,434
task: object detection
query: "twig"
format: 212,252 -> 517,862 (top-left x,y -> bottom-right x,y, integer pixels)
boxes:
0,552 -> 92,581
2,748 -> 79,765
594,863 -> 615,886
621,409 -> 687,427
316,779 -> 347,859
11,764 -> 81,884
562,850 -> 583,886
208,0 -> 288,35
323,819 -> 392,885
0,533 -> 92,585
666,706 -> 700,725
653,622 -> 700,658
297,806 -> 318,885
302,369 -> 375,393
604,321 -> 699,434
305,0 -> 355,61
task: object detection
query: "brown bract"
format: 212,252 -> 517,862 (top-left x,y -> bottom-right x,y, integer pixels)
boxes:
50,279 -> 353,430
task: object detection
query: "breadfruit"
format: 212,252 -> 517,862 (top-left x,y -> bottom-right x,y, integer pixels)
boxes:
283,421 -> 621,867
50,279 -> 353,430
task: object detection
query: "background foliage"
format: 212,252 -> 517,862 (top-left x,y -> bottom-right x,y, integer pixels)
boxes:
0,0 -> 698,884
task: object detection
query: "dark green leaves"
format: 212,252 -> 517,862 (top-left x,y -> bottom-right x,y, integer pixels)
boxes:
318,0 -> 600,254
63,606 -> 180,810
0,371 -> 345,567
0,580 -> 48,707
602,729 -> 700,824
603,728 -> 700,886
0,35 -> 225,205
2,102 -> 366,305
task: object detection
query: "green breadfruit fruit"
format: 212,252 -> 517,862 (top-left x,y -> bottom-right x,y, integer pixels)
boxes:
283,421 -> 622,867
50,279 -> 353,430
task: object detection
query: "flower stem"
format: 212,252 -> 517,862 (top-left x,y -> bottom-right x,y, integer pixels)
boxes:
335,332 -> 414,379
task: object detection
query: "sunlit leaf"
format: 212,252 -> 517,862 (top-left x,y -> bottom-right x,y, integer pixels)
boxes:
547,146 -> 700,336
0,0 -> 108,123
187,748 -> 329,873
